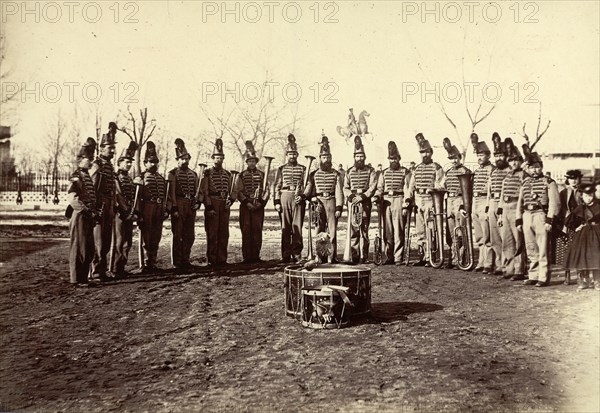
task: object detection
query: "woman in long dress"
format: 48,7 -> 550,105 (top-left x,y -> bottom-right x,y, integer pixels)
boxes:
564,183 -> 600,290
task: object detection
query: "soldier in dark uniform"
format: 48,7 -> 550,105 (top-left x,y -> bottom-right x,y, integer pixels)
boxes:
89,122 -> 118,281
111,141 -> 138,277
373,141 -> 411,265
516,145 -> 560,287
274,134 -> 306,263
470,133 -> 494,272
67,138 -> 97,284
134,141 -> 169,271
497,139 -> 528,280
303,135 -> 343,263
201,138 -> 234,266
406,133 -> 444,266
343,136 -> 377,264
486,133 -> 511,275
442,138 -> 472,269
236,141 -> 270,263
556,169 -> 583,284
168,138 -> 199,269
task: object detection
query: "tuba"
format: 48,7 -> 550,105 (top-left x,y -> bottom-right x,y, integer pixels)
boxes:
426,189 -> 447,268
454,173 -> 475,271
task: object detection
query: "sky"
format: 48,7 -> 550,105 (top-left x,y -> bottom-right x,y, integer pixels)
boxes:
2,0 -> 599,169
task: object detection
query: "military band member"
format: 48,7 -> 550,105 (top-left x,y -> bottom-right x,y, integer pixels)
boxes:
343,136 -> 377,264
89,122 -> 118,281
111,141 -> 138,277
274,134 -> 306,263
303,136 -> 343,263
486,133 -> 511,275
201,138 -> 235,266
516,145 -> 560,287
67,138 -> 97,284
442,138 -> 472,269
556,169 -> 583,284
374,141 -> 411,265
236,141 -> 270,263
134,141 -> 169,271
497,139 -> 527,280
406,133 -> 444,266
470,133 -> 494,272
168,138 -> 199,269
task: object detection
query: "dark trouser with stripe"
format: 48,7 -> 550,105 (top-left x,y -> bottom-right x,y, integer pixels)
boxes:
111,212 -> 134,274
69,210 -> 94,283
240,201 -> 265,261
171,197 -> 196,267
205,197 -> 229,264
316,197 -> 338,261
349,200 -> 372,263
140,202 -> 164,267
382,196 -> 405,263
279,191 -> 305,260
91,197 -> 115,278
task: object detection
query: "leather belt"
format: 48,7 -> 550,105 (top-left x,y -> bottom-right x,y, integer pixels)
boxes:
147,197 -> 163,204
209,191 -> 228,198
474,192 -> 487,198
385,191 -> 404,196
447,192 -> 462,197
177,193 -> 194,199
281,185 -> 298,191
316,192 -> 333,197
503,195 -> 518,203
525,204 -> 546,211
351,189 -> 364,194
417,188 -> 430,194
492,193 -> 501,199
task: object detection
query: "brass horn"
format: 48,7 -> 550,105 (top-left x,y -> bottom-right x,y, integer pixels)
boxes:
303,155 -> 316,261
426,189 -> 447,268
454,173 -> 475,271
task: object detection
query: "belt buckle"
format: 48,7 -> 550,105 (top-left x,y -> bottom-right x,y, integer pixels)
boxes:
220,191 -> 227,198
494,193 -> 500,199
156,197 -> 163,204
290,185 -> 296,191
323,192 -> 330,197
388,191 -> 394,196
527,205 -> 534,210
356,189 -> 363,194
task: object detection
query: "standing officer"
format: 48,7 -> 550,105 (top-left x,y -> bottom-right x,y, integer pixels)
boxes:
274,134 -> 306,263
497,139 -> 527,280
134,141 -> 169,271
405,133 -> 444,266
470,133 -> 494,272
442,138 -> 472,269
168,138 -> 199,269
303,135 -> 343,263
374,141 -> 411,265
486,133 -> 511,275
89,122 -> 117,281
516,145 -> 560,287
67,138 -> 97,284
343,136 -> 377,264
237,141 -> 270,263
111,141 -> 138,277
201,138 -> 234,266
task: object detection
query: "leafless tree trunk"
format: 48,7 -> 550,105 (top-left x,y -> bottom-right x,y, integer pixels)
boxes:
118,107 -> 157,176
0,32 -> 20,122
519,102 -> 551,150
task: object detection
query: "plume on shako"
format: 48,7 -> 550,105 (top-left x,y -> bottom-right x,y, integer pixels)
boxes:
443,137 -> 452,152
387,141 -> 400,159
78,137 -> 97,160
174,138 -> 189,159
443,137 -> 461,159
471,132 -> 490,154
415,132 -> 432,152
144,140 -> 159,162
504,138 -> 522,161
108,122 -> 118,133
492,132 -> 505,155
319,133 -> 331,155
119,140 -> 139,161
212,138 -> 224,157
286,133 -> 298,153
353,135 -> 365,155
244,140 -> 258,161
470,133 -> 479,153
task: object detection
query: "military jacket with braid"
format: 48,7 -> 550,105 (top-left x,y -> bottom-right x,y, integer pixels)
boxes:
473,163 -> 494,198
407,161 -> 444,198
137,172 -> 167,206
274,163 -> 306,203
516,175 -> 559,221
201,167 -> 232,205
444,165 -> 472,197
236,168 -> 265,203
116,170 -> 135,214
488,167 -> 511,201
90,156 -> 116,200
375,166 -> 410,198
343,166 -> 377,201
498,169 -> 525,213
168,167 -> 198,200
67,168 -> 96,212
304,168 -> 343,208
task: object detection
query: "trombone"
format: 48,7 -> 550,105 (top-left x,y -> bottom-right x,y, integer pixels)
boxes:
303,155 -> 316,261
454,173 -> 475,271
426,189 -> 447,268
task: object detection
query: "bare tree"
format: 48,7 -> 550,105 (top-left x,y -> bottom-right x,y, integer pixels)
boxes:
0,31 -> 20,122
42,112 -> 69,199
519,102 -> 551,150
117,107 -> 157,175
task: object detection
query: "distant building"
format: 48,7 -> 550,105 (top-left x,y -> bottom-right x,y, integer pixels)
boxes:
543,150 -> 600,183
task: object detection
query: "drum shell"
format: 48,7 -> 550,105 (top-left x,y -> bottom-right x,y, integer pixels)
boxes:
284,264 -> 371,318
301,288 -> 349,329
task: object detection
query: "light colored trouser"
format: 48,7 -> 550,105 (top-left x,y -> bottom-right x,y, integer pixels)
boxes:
487,199 -> 503,272
414,194 -> 433,259
446,196 -> 465,265
523,210 -> 550,282
279,191 -> 305,260
382,195 -> 405,263
472,197 -> 491,269
69,210 -> 94,283
316,197 -> 339,261
501,202 -> 526,276
91,197 -> 115,278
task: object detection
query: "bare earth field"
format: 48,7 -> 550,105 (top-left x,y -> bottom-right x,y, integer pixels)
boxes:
0,220 -> 599,412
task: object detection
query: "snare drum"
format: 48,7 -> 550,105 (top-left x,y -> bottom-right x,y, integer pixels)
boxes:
301,287 -> 349,329
284,264 -> 371,318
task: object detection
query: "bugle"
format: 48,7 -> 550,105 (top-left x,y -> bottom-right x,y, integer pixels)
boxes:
426,189 -> 447,269
303,155 -> 316,261
454,173 -> 475,271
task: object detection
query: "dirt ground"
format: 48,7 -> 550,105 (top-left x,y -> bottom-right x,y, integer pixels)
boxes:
1,222 -> 599,412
